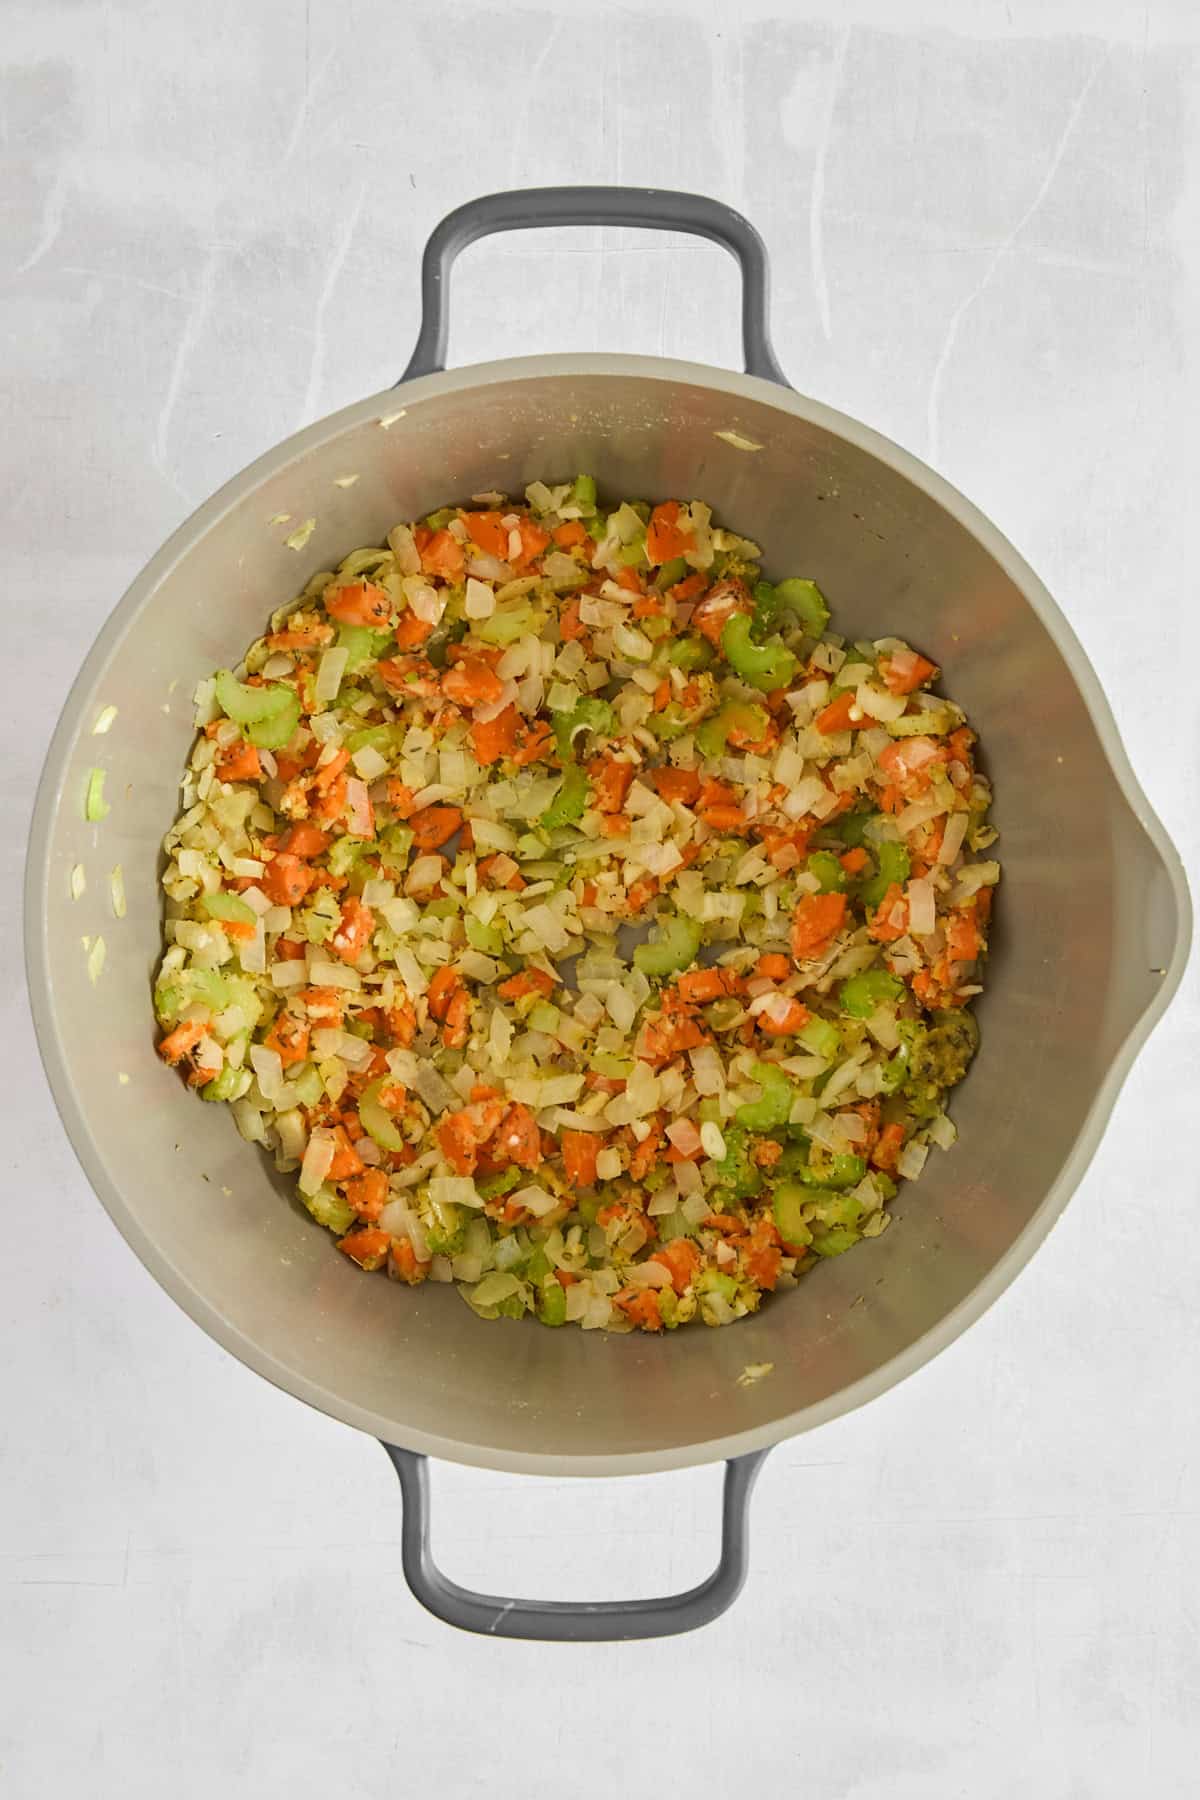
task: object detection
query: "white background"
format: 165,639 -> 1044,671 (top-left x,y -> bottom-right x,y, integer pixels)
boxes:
4,1 -> 1199,1794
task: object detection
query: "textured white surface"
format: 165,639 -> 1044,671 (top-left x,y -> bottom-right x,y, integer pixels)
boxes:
4,1 -> 1199,1794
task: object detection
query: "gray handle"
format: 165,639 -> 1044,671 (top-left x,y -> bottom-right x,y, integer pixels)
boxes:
382,1442 -> 770,1641
400,185 -> 788,387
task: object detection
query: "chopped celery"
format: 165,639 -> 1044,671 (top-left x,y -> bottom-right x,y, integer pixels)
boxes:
202,891 -> 257,926
537,1279 -> 567,1326
654,555 -> 689,591
465,914 -> 503,955
345,722 -> 405,756
710,1125 -> 761,1200
767,577 -> 830,639
839,969 -> 903,1017
887,708 -> 954,738
734,1061 -> 794,1131
666,634 -> 712,670
338,622 -> 393,672
772,1183 -> 812,1250
358,1077 -> 405,1151
860,839 -> 911,909
570,473 -> 597,510
478,602 -> 534,645
696,699 -> 770,757
84,767 -> 109,822
720,613 -> 798,691
304,1185 -> 356,1234
633,913 -> 702,978
798,1015 -> 841,1061
540,763 -> 591,830
805,851 -> 845,894
552,697 -> 614,761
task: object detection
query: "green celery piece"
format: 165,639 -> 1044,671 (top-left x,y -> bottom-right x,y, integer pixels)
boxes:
720,612 -> 798,692
552,697 -> 614,761
798,1015 -> 841,1061
633,913 -> 702,978
540,763 -> 591,830
201,891 -> 257,926
839,968 -> 903,1018
772,1183 -> 812,1250
654,555 -> 689,591
537,1280 -> 567,1327
860,839 -> 911,909
84,768 -> 109,822
806,851 -> 845,894
338,623 -> 394,672
734,1061 -> 794,1131
570,473 -> 597,510
357,1077 -> 405,1151
667,634 -> 712,670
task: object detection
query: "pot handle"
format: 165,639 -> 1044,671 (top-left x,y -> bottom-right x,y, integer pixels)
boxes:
399,186 -> 788,387
381,1442 -> 770,1641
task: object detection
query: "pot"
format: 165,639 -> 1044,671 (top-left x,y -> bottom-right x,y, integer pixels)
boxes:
26,187 -> 1190,1640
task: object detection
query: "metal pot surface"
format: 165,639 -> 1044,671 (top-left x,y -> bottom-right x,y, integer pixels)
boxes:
26,188 -> 1190,1639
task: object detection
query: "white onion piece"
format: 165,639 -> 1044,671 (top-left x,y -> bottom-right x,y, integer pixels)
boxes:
299,1129 -> 334,1195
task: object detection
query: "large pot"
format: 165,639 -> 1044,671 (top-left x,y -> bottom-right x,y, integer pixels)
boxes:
26,188 -> 1190,1640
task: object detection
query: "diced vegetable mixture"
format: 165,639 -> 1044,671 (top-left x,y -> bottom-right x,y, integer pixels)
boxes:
155,479 -> 999,1332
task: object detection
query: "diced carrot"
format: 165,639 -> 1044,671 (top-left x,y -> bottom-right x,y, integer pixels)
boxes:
791,891 -> 848,958
275,937 -> 306,960
512,719 -> 554,766
877,737 -> 944,789
555,1269 -> 580,1288
881,651 -> 938,696
496,968 -> 555,1001
752,1138 -> 783,1167
312,748 -> 350,791
325,581 -> 392,627
638,1013 -> 708,1066
755,953 -> 792,981
336,1228 -> 391,1270
632,592 -> 665,619
645,500 -> 694,566
561,1130 -> 600,1186
815,691 -> 859,735
387,1000 -> 416,1046
301,986 -> 343,1025
158,1019 -> 207,1066
559,599 -> 586,641
675,967 -> 729,1004
625,876 -> 660,916
386,778 -> 417,819
692,578 -> 751,644
426,966 -> 461,1020
440,989 -> 472,1048
616,1288 -> 662,1331
651,679 -> 672,711
757,997 -> 811,1036
331,895 -> 374,964
309,775 -> 347,826
278,822 -> 331,858
343,1167 -> 387,1221
839,846 -> 869,874
442,657 -> 506,708
667,571 -> 708,602
514,518 -> 551,566
437,1110 -> 478,1176
216,740 -> 262,783
262,853 -> 315,907
327,1126 -> 365,1182
872,1121 -> 906,1174
553,519 -> 588,548
409,805 -> 463,850
614,563 -> 642,594
264,1010 -> 310,1068
868,883 -> 909,944
699,804 -> 745,832
588,757 -> 635,814
461,510 -> 510,559
649,1237 -> 701,1294
393,611 -> 434,650
649,766 -> 701,805
493,1104 -> 542,1170
469,704 -> 518,765
389,1236 -> 430,1285
265,624 -> 334,651
418,529 -> 465,579
744,1242 -> 782,1289
477,854 -> 525,892
946,902 -> 982,964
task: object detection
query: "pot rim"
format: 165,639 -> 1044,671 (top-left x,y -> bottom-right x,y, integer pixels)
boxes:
24,352 -> 1192,1475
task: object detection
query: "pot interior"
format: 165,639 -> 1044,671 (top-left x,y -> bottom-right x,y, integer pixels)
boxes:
30,360 -> 1176,1471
